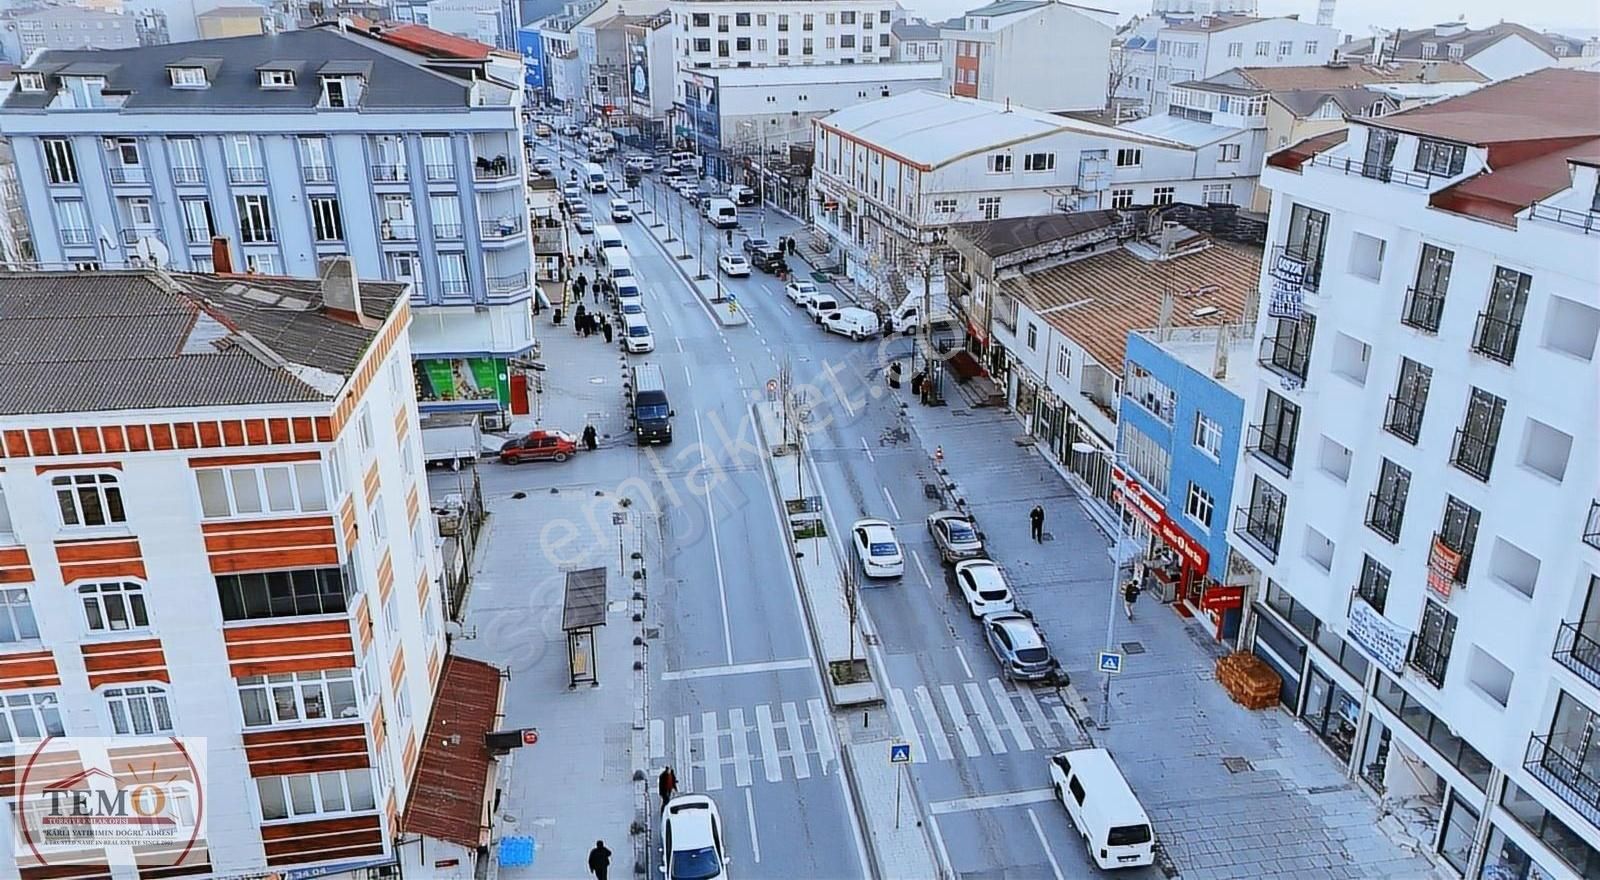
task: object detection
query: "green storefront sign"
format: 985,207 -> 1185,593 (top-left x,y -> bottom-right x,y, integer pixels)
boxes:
414,357 -> 511,407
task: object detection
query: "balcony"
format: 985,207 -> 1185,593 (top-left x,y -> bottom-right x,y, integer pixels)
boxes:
472,155 -> 514,181
425,164 -> 454,182
1400,286 -> 1445,333
60,227 -> 92,246
1554,621 -> 1600,690
433,224 -> 463,241
1310,153 -> 1434,189
439,279 -> 470,297
120,228 -> 159,246
170,165 -> 204,185
1529,201 -> 1599,234
1384,396 -> 1424,444
480,217 -> 523,240
107,166 -> 148,185
487,271 -> 527,293
1472,312 -> 1521,365
239,229 -> 277,245
1585,501 -> 1600,551
1233,504 -> 1283,562
372,165 -> 408,183
302,165 -> 334,184
1246,423 -> 1295,476
380,222 -> 417,242
1450,428 -> 1496,482
1365,494 -> 1404,543
1258,334 -> 1311,384
1409,639 -> 1450,688
1524,734 -> 1600,830
228,166 -> 266,184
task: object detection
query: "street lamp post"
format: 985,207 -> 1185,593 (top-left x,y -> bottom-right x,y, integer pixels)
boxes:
1074,441 -> 1134,730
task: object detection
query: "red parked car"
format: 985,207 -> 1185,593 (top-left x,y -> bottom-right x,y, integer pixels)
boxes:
499,430 -> 578,463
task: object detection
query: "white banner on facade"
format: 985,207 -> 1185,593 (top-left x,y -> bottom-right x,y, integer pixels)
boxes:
1267,252 -> 1306,321
1347,598 -> 1409,674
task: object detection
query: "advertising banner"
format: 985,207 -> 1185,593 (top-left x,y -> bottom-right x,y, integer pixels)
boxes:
1348,598 -> 1409,674
629,38 -> 650,102
1267,252 -> 1305,320
415,357 -> 510,407
518,26 -> 544,91
1426,537 -> 1461,599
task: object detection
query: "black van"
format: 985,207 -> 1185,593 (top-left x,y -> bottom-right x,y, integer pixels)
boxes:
630,364 -> 674,444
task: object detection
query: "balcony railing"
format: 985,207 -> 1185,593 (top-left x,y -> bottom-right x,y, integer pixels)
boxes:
1553,621 -> 1600,690
472,156 -> 514,181
1472,312 -> 1521,365
302,165 -> 334,184
119,228 -> 158,246
487,271 -> 528,293
1310,154 -> 1434,189
425,163 -> 454,182
1233,504 -> 1283,562
1450,427 -> 1496,482
1529,202 -> 1600,234
439,279 -> 470,297
372,165 -> 408,182
1433,532 -> 1473,584
1524,734 -> 1600,831
1268,243 -> 1323,294
1409,639 -> 1450,688
228,166 -> 266,184
1400,286 -> 1445,333
1246,423 -> 1295,476
380,223 -> 417,242
1365,494 -> 1404,543
433,223 -> 463,241
185,226 -> 211,245
480,218 -> 523,240
1584,500 -> 1600,551
1384,396 -> 1424,444
239,229 -> 276,245
170,165 -> 204,185
107,166 -> 147,185
1258,334 -> 1310,382
60,228 -> 92,246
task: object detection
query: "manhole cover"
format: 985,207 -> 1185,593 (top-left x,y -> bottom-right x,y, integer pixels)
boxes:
1222,756 -> 1253,774
589,376 -> 607,385
1121,641 -> 1146,655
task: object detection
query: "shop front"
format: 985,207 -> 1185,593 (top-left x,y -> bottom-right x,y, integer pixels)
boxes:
414,356 -> 512,417
1301,665 -> 1361,765
1110,467 -> 1242,640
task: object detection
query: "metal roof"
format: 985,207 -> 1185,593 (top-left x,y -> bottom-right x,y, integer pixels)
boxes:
562,567 -> 608,631
399,656 -> 504,850
1119,114 -> 1242,147
949,211 -> 1121,259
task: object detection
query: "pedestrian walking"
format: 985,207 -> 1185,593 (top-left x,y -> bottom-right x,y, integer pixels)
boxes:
582,424 -> 598,451
592,285 -> 599,303
587,840 -> 612,880
602,318 -> 614,344
1122,580 -> 1140,620
725,229 -> 733,247
1029,505 -> 1045,542
582,245 -> 592,263
657,765 -> 677,802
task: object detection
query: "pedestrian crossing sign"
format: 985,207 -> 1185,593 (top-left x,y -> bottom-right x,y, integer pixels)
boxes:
889,742 -> 912,764
1098,651 -> 1123,674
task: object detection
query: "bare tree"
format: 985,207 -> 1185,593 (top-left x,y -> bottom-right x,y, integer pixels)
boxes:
838,551 -> 860,675
1106,43 -> 1137,117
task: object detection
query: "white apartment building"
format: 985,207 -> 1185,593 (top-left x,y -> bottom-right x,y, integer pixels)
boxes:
810,89 -> 1256,299
1230,69 -> 1600,880
940,0 -> 1114,113
670,0 -> 898,69
890,19 -> 941,62
1121,14 -> 1338,115
0,266 -> 504,878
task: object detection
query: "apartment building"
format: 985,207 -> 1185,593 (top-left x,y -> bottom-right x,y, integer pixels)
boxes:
0,24 -> 536,424
0,266 -> 503,879
624,12 -> 675,141
195,5 -> 269,39
1229,69 -> 1600,879
1118,14 -> 1339,116
1341,21 -> 1578,83
671,0 -> 897,70
889,19 -> 941,62
9,7 -> 141,55
940,0 -> 1115,113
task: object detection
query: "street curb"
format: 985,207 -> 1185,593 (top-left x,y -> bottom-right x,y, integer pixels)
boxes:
837,743 -> 885,880
633,187 -> 748,328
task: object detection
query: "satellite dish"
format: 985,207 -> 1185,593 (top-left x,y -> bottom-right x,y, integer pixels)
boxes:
135,236 -> 170,268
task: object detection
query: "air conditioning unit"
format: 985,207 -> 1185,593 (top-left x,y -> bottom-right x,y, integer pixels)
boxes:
481,412 -> 506,431
103,137 -> 118,151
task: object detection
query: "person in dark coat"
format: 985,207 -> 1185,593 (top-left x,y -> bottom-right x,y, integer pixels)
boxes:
1030,505 -> 1045,542
658,765 -> 677,802
888,361 -> 902,389
574,304 -> 588,336
602,318 -> 614,343
582,424 -> 598,451
1123,580 -> 1140,620
587,841 -> 611,880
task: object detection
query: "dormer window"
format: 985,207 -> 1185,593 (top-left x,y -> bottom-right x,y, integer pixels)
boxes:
319,75 -> 363,109
259,69 -> 295,88
17,72 -> 45,93
1414,138 -> 1466,177
169,66 -> 206,88
1421,42 -> 1437,57
1448,43 -> 1464,59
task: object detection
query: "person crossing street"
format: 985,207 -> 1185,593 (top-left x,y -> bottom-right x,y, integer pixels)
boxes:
657,765 -> 677,802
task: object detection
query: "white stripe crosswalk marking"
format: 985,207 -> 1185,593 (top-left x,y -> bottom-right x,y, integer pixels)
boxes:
1014,683 -> 1060,750
650,718 -> 665,761
754,703 -> 782,783
987,677 -> 1035,753
888,689 -> 928,764
675,714 -> 693,787
728,707 -> 753,788
940,684 -> 981,758
1048,703 -> 1076,743
701,711 -> 724,791
964,681 -> 1006,754
914,685 -> 955,761
807,698 -> 838,774
781,701 -> 811,780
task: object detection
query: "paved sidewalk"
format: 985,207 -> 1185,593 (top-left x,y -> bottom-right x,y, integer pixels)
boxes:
519,298 -> 633,445
893,389 -> 1443,879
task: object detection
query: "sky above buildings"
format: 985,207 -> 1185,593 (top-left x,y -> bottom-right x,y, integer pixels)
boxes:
905,0 -> 1600,41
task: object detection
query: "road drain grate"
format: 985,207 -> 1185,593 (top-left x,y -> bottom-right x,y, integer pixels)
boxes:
1121,641 -> 1146,655
1222,756 -> 1254,774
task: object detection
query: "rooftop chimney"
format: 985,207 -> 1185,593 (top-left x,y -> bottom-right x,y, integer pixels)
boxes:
320,256 -> 372,326
210,236 -> 233,275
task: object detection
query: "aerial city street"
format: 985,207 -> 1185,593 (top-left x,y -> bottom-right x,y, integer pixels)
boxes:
0,0 -> 1595,878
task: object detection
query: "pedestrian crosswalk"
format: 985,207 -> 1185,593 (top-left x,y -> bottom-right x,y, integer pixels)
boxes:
648,678 -> 1079,791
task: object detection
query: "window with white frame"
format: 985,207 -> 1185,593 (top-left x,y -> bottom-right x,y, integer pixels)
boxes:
246,252 -> 278,275
358,653 -> 379,705
1194,412 -> 1222,458
256,768 -> 376,821
932,197 -> 957,214
1023,152 -> 1055,172
395,677 -> 412,724
1218,143 -> 1241,163
986,153 -> 1012,174
104,685 -> 173,735
1121,426 -> 1171,496
383,590 -> 400,639
1254,41 -> 1269,56
328,444 -> 346,498
358,407 -> 375,453
368,493 -> 387,543
423,591 -> 440,639
1,693 -> 65,742
1110,188 -> 1134,209
259,69 -> 294,88
53,472 -> 126,528
1025,323 -> 1038,350
1277,41 -> 1292,56
400,434 -> 416,478
1152,186 -> 1175,206
237,670 -> 359,727
977,196 -> 1001,220
0,589 -> 39,643
1127,364 -> 1176,422
1304,40 -> 1318,54
1185,482 -> 1214,528
195,463 -> 328,518
1115,148 -> 1141,167
1202,183 -> 1233,205
1055,344 -> 1071,377
0,482 -> 12,538
168,66 -> 206,87
79,581 -> 148,632
1227,41 -> 1242,57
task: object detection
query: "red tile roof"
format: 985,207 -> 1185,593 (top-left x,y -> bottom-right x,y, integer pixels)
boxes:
1371,68 -> 1600,147
400,655 -> 505,850
377,23 -> 501,60
1266,128 -> 1348,172
1433,136 -> 1600,226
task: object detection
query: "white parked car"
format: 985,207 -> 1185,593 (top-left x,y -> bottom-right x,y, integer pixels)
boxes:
953,560 -> 1015,617
662,794 -> 728,879
718,252 -> 751,277
805,294 -> 840,322
851,518 -> 904,578
785,279 -> 818,306
610,198 -> 633,222
821,307 -> 881,340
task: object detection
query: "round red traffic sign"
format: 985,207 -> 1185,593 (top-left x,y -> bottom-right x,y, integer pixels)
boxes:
522,729 -> 539,746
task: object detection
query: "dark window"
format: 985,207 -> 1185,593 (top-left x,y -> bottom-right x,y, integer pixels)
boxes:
1068,777 -> 1085,804
841,34 -> 855,48
1357,555 -> 1390,613
691,13 -> 708,26
1283,204 -> 1329,289
736,37 -> 750,51
1249,391 -> 1299,475
880,10 -> 891,22
717,40 -> 729,57
693,38 -> 710,52
879,33 -> 890,47
1501,780 -> 1600,878
1472,267 -> 1530,364
43,138 -> 78,185
734,12 -> 749,25
216,568 -> 348,621
1362,128 -> 1398,180
1236,476 -> 1287,559
1374,673 -> 1491,791
1411,600 -> 1456,687
1451,387 -> 1504,481
1384,358 -> 1430,444
1402,244 -> 1452,332
1436,496 -> 1480,583
1366,458 -> 1410,543
1260,314 -> 1315,381
1414,139 -> 1467,177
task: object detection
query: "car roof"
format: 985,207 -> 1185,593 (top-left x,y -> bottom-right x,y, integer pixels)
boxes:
957,560 -> 1002,582
664,797 -> 718,849
991,613 -> 1043,648
857,520 -> 895,540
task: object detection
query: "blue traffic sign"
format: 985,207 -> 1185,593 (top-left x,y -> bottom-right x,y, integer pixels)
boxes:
889,742 -> 912,764
1097,651 -> 1123,674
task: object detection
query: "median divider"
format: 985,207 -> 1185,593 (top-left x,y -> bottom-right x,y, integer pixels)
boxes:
634,193 -> 748,328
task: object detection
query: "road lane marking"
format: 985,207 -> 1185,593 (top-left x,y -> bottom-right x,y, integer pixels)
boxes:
728,708 -> 753,788
662,309 -> 675,327
939,684 -> 981,758
954,645 -> 973,679
684,364 -> 693,387
701,710 -> 724,791
911,550 -> 933,594
881,485 -> 900,519
649,719 -> 664,760
695,412 -> 734,666
1015,683 -> 1060,750
806,698 -> 837,774
988,677 -> 1036,752
913,685 -> 954,761
928,815 -> 954,880
659,658 -> 813,681
754,704 -> 782,783
859,436 -> 875,463
927,787 -> 1056,815
675,714 -> 692,789
888,688 -> 927,764
675,338 -> 684,353
964,681 -> 1006,754
781,701 -> 811,779
745,789 -> 762,864
1029,807 -> 1066,880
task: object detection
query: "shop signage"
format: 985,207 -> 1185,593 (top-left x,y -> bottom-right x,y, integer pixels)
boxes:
1111,468 -> 1210,575
282,858 -> 398,880
414,357 -> 511,408
1347,598 -> 1408,674
1426,538 -> 1461,599
1199,585 -> 1245,612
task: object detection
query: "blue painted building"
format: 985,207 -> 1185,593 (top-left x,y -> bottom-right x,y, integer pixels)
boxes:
1117,324 -> 1252,640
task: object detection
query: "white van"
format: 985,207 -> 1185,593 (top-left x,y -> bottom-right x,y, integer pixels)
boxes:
671,150 -> 698,171
622,313 -> 655,353
705,198 -> 738,229
821,307 -> 881,340
805,294 -> 840,322
593,224 -> 625,252
584,161 -> 608,193
1048,749 -> 1155,870
603,247 -> 635,283
610,198 -> 633,222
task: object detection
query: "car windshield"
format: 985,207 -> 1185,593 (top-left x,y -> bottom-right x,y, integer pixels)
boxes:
638,404 -> 668,420
978,589 -> 1009,601
947,522 -> 977,542
869,542 -> 897,556
622,303 -> 642,313
629,325 -> 649,337
670,846 -> 722,880
1109,824 -> 1153,846
1015,647 -> 1051,664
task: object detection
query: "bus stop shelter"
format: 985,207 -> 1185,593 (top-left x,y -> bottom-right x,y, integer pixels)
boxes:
562,567 -> 607,688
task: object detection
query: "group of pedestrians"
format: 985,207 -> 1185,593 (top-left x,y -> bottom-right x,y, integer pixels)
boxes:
571,304 -> 613,342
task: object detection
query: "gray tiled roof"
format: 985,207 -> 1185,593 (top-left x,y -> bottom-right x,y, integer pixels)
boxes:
950,211 -> 1121,258
4,27 -> 475,113
0,270 -> 405,416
